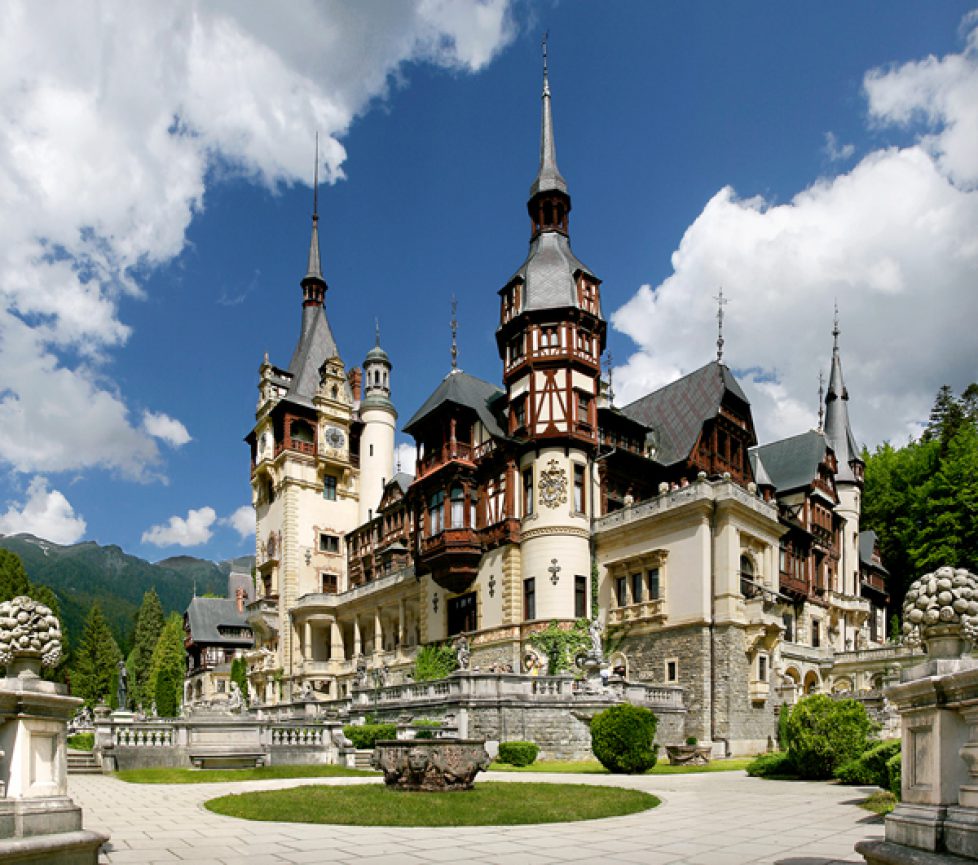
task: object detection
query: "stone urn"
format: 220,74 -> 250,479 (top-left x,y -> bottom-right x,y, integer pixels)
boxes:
371,739 -> 490,791
902,566 -> 978,659
665,744 -> 711,766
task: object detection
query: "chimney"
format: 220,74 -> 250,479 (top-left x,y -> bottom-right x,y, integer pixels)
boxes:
235,586 -> 246,613
348,367 -> 362,402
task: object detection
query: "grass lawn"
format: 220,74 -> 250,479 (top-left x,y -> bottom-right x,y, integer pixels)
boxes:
116,764 -> 375,784
205,781 -> 659,826
860,790 -> 897,816
488,756 -> 755,775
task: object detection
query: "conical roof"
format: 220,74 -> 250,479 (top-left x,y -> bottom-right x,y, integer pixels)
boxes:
823,323 -> 861,483
529,61 -> 567,198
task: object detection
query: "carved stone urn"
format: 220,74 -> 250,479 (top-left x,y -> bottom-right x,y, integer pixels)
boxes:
901,566 -> 978,659
370,738 -> 490,791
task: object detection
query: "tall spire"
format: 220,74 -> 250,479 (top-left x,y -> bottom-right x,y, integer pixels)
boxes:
823,306 -> 862,483
529,32 -> 568,200
302,133 -> 326,305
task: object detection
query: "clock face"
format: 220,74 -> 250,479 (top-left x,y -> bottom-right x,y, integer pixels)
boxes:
324,426 -> 345,449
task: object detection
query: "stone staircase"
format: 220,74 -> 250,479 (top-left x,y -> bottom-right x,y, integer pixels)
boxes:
354,749 -> 374,770
67,750 -> 101,775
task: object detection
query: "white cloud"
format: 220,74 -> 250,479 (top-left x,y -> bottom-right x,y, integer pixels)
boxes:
142,411 -> 191,447
141,506 -> 217,548
0,1 -> 515,479
395,442 -> 419,476
613,18 -> 978,450
824,131 -> 855,162
0,477 -> 87,545
223,505 -> 255,540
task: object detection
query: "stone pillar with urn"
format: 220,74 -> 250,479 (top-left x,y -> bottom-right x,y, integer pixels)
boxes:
0,595 -> 108,864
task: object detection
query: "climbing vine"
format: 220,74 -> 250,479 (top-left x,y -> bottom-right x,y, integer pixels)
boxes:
527,619 -> 590,675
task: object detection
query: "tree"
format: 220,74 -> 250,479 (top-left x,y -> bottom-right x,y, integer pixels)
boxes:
127,588 -> 165,710
71,603 -> 122,708
149,613 -> 186,717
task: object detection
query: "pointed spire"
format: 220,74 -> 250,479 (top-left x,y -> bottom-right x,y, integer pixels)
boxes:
529,32 -> 568,199
823,305 -> 862,483
304,133 -> 324,286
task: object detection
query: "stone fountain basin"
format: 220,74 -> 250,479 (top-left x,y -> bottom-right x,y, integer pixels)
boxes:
371,738 -> 490,791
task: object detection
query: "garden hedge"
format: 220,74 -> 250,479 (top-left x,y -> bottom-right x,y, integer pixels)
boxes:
497,741 -> 539,766
342,723 -> 397,750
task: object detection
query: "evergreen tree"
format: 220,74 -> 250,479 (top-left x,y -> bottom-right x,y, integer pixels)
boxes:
149,613 -> 186,717
128,588 -> 165,710
71,603 -> 122,708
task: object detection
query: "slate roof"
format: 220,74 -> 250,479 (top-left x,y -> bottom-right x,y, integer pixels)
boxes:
403,371 -> 506,438
185,597 -> 253,646
620,361 -> 749,467
859,530 -> 889,573
285,305 -> 341,406
390,472 -> 413,494
529,67 -> 567,198
506,232 -> 599,316
749,430 -> 831,494
824,344 -> 862,483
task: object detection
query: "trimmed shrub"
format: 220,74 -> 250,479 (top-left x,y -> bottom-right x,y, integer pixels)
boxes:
343,723 -> 397,750
887,753 -> 902,799
411,719 -> 441,740
67,732 -> 94,751
497,741 -> 539,767
785,695 -> 873,780
685,736 -> 698,746
590,704 -> 658,774
835,739 -> 901,788
746,751 -> 795,778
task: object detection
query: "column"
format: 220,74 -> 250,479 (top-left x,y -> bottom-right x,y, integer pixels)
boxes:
353,618 -> 362,656
397,599 -> 406,650
303,621 -> 312,661
374,608 -> 383,655
330,621 -> 344,661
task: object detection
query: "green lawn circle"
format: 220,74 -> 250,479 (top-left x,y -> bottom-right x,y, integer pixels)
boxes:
204,781 -> 659,826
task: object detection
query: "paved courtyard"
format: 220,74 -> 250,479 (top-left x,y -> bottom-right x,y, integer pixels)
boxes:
70,770 -> 884,865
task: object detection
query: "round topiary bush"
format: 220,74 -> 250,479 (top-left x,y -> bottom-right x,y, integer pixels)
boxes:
785,695 -> 873,780
590,704 -> 658,774
497,741 -> 539,767
342,723 -> 397,750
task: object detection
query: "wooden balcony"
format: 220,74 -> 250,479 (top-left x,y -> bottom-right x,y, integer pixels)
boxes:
417,442 -> 476,480
861,571 -> 888,596
477,518 -> 520,550
779,571 -> 810,600
418,528 -> 481,594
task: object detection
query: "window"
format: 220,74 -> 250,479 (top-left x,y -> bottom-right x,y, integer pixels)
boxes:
321,573 -> 338,594
783,612 -> 794,643
217,680 -> 226,694
428,490 -> 444,534
523,578 -> 536,621
319,533 -> 339,554
509,335 -> 524,363
615,576 -> 627,608
369,443 -> 374,457
514,399 -> 526,429
812,620 -> 821,648
447,592 -> 477,636
575,575 -> 587,619
573,464 -> 585,513
577,392 -> 590,424
323,475 -> 337,501
522,469 -> 533,517
290,419 -> 314,444
631,572 -> 643,604
665,659 -> 678,683
758,654 -> 768,681
450,485 -> 464,528
740,554 -> 756,598
648,568 -> 661,600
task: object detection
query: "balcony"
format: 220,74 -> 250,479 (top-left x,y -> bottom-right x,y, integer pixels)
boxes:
417,442 -> 476,480
779,571 -> 810,599
825,591 -> 871,617
477,518 -> 520,550
418,528 -> 481,594
748,680 -> 770,703
606,599 -> 665,626
861,572 -> 887,595
246,597 -> 279,638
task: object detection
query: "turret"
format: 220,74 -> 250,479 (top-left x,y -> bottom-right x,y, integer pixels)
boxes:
358,327 -> 397,524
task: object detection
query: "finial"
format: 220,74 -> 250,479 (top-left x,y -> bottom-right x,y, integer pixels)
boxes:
396,449 -> 402,473
714,287 -> 728,364
313,131 -> 319,220
375,317 -> 381,347
832,300 -> 840,350
818,370 -> 825,431
605,350 -> 615,408
450,294 -> 458,372
542,31 -> 550,95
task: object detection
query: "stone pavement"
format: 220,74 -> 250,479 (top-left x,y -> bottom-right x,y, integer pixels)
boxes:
69,770 -> 884,865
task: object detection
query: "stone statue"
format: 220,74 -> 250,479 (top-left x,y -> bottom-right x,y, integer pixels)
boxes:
301,681 -> 315,701
354,653 -> 368,686
228,681 -> 243,711
589,616 -> 603,659
116,660 -> 128,709
454,634 -> 471,671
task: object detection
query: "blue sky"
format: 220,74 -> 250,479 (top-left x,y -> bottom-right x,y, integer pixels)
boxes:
1,2 -> 976,562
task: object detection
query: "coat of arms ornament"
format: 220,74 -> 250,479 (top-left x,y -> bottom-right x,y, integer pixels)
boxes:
538,459 -> 567,508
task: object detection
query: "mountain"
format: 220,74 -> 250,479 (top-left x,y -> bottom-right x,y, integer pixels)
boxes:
0,534 -> 254,649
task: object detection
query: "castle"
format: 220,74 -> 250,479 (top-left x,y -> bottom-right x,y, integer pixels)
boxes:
239,56 -> 894,755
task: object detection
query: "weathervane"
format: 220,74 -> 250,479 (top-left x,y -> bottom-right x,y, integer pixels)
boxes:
375,317 -> 381,347
714,286 -> 728,363
817,370 -> 825,431
832,299 -> 840,350
450,294 -> 459,372
542,31 -> 549,91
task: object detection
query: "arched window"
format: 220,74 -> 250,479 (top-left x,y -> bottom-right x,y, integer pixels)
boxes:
450,485 -> 464,528
740,554 -> 756,598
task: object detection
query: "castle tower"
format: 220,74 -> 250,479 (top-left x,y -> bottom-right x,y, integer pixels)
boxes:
248,165 -> 360,702
358,328 -> 397,524
823,311 -> 864,597
495,43 -> 607,620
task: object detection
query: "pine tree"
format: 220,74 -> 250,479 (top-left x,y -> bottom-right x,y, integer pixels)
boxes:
149,613 -> 186,717
128,588 -> 165,710
71,603 -> 122,708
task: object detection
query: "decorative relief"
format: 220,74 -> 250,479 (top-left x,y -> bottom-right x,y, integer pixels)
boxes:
538,459 -> 567,509
0,595 -> 63,669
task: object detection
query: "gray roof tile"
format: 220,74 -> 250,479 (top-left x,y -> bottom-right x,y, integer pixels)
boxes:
404,371 -> 506,438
